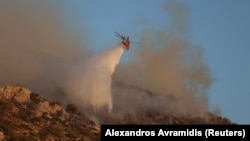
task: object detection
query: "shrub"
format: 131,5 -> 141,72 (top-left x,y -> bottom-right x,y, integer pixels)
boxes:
0,98 -> 14,109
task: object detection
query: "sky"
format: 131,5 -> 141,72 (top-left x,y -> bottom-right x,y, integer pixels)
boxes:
60,0 -> 250,124
1,0 -> 249,124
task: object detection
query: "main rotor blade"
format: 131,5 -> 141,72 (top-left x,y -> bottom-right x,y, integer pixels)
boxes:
115,32 -> 123,38
130,41 -> 142,44
115,32 -> 126,40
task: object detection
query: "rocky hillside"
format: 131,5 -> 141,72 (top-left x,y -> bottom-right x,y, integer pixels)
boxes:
0,86 -> 233,141
0,86 -> 99,141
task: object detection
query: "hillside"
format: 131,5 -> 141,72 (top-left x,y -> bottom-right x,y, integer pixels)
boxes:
0,86 -> 233,141
0,86 -> 99,141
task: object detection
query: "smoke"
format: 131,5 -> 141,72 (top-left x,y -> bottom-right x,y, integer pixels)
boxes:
112,1 -> 213,117
0,0 -> 214,122
0,0 -> 125,114
65,46 -> 124,113
0,1 -> 89,100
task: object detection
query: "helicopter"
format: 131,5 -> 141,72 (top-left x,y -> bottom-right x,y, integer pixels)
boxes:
115,32 -> 141,50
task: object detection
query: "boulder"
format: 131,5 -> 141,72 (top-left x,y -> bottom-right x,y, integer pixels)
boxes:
0,86 -> 31,103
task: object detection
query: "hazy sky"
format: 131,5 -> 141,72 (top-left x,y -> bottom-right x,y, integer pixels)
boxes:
61,0 -> 250,124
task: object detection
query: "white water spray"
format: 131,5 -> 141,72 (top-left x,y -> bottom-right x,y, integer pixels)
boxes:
65,45 -> 124,113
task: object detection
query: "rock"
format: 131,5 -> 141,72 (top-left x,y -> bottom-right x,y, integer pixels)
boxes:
0,131 -> 4,141
0,86 -> 31,103
0,86 -> 100,141
35,101 -> 63,117
0,86 -> 14,99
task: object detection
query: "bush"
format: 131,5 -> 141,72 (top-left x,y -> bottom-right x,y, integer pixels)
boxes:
29,93 -> 40,103
0,98 -> 14,109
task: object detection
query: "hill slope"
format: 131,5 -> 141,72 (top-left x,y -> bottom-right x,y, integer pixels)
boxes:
0,86 -> 100,141
0,86 -> 233,141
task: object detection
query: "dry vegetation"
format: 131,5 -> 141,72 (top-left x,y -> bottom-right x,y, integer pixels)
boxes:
0,86 -> 100,141
0,86 -> 233,141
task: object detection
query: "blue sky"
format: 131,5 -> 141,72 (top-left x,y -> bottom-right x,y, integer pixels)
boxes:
61,0 -> 250,124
